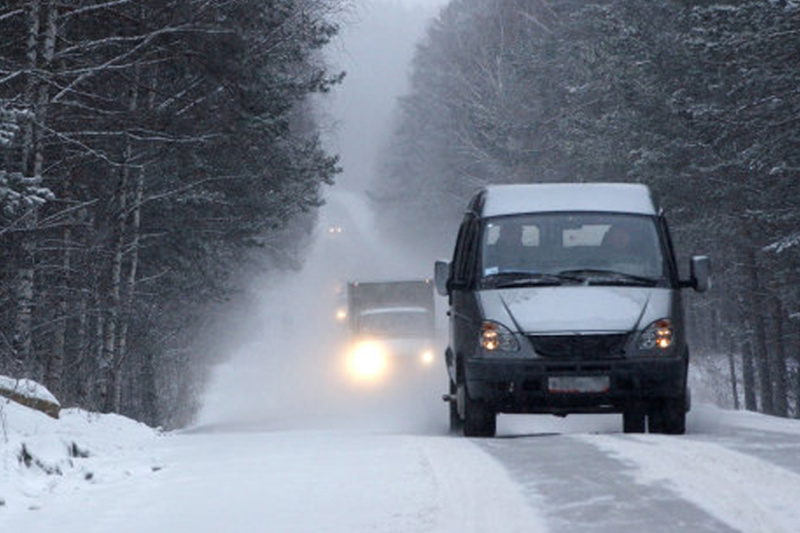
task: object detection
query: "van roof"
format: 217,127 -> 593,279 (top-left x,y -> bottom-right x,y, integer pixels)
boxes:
477,183 -> 657,217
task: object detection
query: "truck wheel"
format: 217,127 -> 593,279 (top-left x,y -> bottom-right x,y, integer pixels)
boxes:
623,407 -> 645,433
463,388 -> 496,438
449,380 -> 463,433
649,399 -> 686,435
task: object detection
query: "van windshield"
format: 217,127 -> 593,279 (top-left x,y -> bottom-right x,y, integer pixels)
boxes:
480,213 -> 667,287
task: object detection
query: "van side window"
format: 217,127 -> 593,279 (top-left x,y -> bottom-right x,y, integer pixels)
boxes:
461,220 -> 480,283
451,221 -> 469,283
452,218 -> 479,287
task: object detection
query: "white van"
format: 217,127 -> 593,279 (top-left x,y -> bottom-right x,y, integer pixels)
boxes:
434,183 -> 709,437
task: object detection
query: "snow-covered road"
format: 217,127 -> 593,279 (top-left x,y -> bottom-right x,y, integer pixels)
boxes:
482,411 -> 800,533
4,403 -> 800,533
2,414 -> 545,532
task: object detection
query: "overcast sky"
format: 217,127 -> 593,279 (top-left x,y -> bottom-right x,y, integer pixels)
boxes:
320,0 -> 446,193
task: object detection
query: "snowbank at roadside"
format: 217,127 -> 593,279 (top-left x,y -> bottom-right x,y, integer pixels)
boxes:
0,377 -> 59,407
0,376 -> 61,419
0,396 -> 163,510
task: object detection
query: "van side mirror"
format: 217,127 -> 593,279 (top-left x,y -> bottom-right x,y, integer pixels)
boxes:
434,260 -> 450,296
689,255 -> 710,292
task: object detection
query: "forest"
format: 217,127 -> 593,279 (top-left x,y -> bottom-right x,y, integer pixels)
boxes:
3,0 -> 800,427
377,0 -> 800,417
0,0 -> 344,427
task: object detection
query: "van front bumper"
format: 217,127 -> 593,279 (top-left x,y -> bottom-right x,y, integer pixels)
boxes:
464,357 -> 686,414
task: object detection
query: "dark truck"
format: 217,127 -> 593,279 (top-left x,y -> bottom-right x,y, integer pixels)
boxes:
434,183 -> 709,437
343,280 -> 437,384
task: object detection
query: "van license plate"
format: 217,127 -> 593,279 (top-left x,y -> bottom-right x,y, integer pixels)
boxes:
548,376 -> 610,393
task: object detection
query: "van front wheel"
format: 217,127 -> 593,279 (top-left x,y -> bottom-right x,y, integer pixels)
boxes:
463,388 -> 496,437
623,407 -> 646,433
648,399 -> 686,435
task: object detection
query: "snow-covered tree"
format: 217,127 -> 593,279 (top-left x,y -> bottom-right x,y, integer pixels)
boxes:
0,0 -> 345,425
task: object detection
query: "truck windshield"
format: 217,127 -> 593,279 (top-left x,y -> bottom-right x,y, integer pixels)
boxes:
356,308 -> 432,338
480,213 -> 667,287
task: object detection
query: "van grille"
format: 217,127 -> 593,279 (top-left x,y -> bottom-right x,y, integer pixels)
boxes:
528,334 -> 628,360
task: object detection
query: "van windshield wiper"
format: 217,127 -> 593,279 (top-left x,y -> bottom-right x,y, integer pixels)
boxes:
557,269 -> 661,287
482,270 -> 583,288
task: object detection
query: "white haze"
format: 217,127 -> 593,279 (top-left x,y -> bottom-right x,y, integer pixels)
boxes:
322,0 -> 442,194
197,0 -> 448,433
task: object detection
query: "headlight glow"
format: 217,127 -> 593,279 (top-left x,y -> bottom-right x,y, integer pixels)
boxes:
347,341 -> 389,381
480,321 -> 519,352
420,349 -> 435,366
335,308 -> 347,322
638,319 -> 674,351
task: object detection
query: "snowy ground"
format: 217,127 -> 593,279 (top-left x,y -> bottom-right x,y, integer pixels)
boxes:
4,395 -> 800,533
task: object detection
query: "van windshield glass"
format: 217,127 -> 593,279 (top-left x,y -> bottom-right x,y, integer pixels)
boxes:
480,213 -> 667,287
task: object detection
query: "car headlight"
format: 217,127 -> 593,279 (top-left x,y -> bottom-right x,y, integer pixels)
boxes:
637,319 -> 674,351
420,349 -> 435,366
480,321 -> 520,352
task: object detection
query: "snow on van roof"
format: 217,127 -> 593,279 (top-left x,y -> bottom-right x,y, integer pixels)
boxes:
479,183 -> 656,217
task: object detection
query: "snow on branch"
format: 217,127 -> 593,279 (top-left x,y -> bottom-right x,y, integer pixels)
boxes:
0,171 -> 55,219
765,233 -> 800,254
1,101 -> 55,215
0,7 -> 24,23
0,101 -> 25,147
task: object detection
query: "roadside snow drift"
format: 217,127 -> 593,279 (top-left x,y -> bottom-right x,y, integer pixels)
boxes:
0,398 -> 161,511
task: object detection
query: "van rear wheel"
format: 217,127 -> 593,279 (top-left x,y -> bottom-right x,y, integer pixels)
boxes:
463,388 -> 496,437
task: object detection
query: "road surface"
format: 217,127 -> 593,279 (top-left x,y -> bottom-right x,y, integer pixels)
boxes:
4,403 -> 800,533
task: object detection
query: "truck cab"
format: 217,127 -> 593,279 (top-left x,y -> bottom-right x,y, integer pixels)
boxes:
435,183 -> 709,437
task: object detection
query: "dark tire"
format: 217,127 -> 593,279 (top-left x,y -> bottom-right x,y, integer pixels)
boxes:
623,407 -> 646,433
448,380 -> 463,433
649,399 -> 686,435
463,388 -> 496,438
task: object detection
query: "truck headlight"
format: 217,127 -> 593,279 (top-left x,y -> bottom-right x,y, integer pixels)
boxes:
347,341 -> 389,381
480,321 -> 520,352
637,319 -> 674,351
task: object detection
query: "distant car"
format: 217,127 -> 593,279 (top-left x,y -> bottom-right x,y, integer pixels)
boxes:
435,183 -> 709,437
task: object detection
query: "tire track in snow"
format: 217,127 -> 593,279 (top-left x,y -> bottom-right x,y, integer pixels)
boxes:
581,434 -> 800,533
415,437 -> 549,533
481,434 -> 737,533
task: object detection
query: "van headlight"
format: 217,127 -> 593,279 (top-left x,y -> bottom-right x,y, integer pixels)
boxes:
637,319 -> 674,351
480,321 -> 520,352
